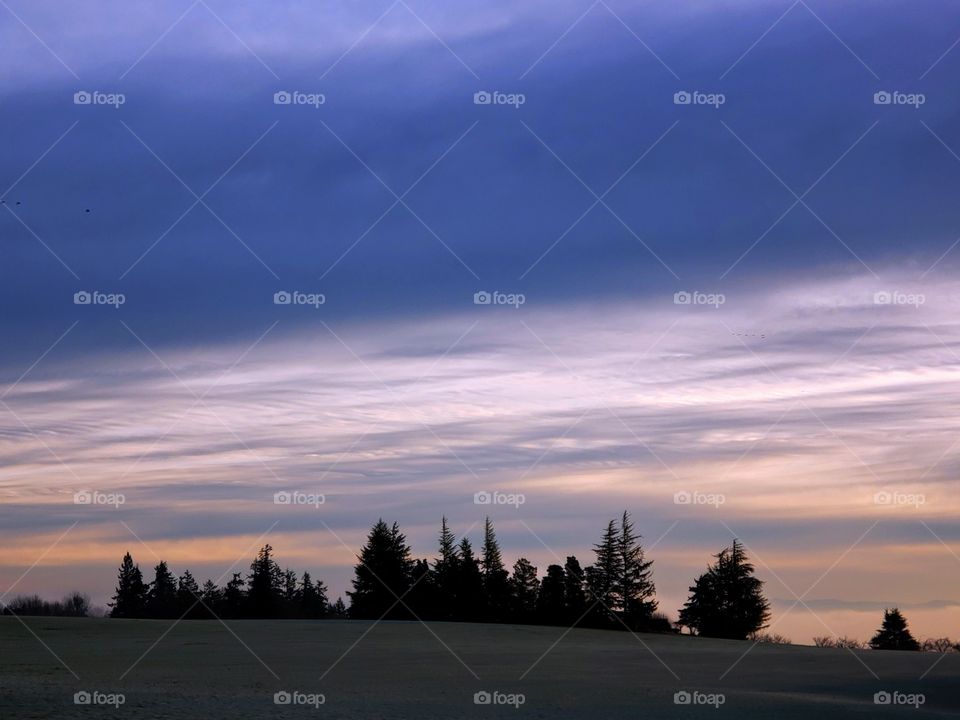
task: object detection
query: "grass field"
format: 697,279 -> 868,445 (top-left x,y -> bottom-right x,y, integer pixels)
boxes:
2,617 -> 958,718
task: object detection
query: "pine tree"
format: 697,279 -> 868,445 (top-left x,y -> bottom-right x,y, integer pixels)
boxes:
563,556 -> 587,623
145,561 -> 178,618
678,539 -> 770,639
200,579 -> 223,618
455,537 -> 485,621
870,608 -> 920,651
617,510 -> 657,628
481,517 -> 511,622
348,519 -> 414,619
222,573 -> 246,618
330,597 -> 348,618
176,570 -> 201,618
109,552 -> 147,618
247,545 -> 283,618
510,558 -> 540,623
433,517 -> 461,620
536,564 -> 566,625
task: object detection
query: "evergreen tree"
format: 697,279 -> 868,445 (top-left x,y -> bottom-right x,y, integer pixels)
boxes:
222,573 -> 246,618
200,579 -> 223,618
247,545 -> 283,618
145,560 -> 178,618
406,558 -> 437,619
330,597 -> 348,618
454,537 -> 485,621
617,511 -> 657,628
870,608 -> 920,651
282,568 -> 299,616
432,517 -> 460,620
348,519 -> 414,619
176,569 -> 200,618
510,558 -> 540,623
678,540 -> 770,640
109,552 -> 147,618
536,564 -> 566,625
299,572 -> 321,618
563,556 -> 587,623
481,517 -> 511,622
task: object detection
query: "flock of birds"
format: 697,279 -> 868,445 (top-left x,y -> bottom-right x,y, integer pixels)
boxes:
2,199 -> 91,212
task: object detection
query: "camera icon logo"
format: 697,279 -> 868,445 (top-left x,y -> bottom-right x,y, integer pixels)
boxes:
473,91 -> 492,105
274,691 -> 292,705
274,91 -> 292,105
474,291 -> 491,305
673,91 -> 691,105
873,291 -> 891,305
74,91 -> 92,105
474,491 -> 492,505
673,491 -> 692,505
274,491 -> 292,505
74,491 -> 93,505
474,691 -> 492,705
874,691 -> 891,705
673,291 -> 692,305
674,691 -> 691,705
74,691 -> 92,705
274,291 -> 292,305
873,491 -> 892,505
74,291 -> 92,305
873,91 -> 892,105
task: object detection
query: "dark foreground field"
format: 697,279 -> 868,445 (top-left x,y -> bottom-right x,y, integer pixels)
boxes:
1,617 -> 958,718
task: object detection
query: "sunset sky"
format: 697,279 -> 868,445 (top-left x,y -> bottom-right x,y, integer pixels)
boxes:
2,0 -> 960,645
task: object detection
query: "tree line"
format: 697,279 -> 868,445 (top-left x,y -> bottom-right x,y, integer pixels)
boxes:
8,510 -> 950,651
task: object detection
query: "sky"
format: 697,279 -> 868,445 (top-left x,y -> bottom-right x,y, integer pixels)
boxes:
2,0 -> 960,647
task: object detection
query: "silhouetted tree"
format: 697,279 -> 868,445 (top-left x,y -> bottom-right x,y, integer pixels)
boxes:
145,560 -> 178,618
870,608 -> 920,651
563,556 -> 588,624
299,572 -> 328,618
331,597 -> 348,618
432,517 -> 460,620
536,564 -> 566,625
348,519 -> 414,619
454,537 -> 485,621
510,558 -> 539,623
678,539 -> 770,640
222,573 -> 246,618
617,511 -> 657,628
110,552 -> 147,618
200,579 -> 223,618
481,517 -> 511,622
247,545 -> 283,618
406,558 -> 437,618
176,570 -> 200,618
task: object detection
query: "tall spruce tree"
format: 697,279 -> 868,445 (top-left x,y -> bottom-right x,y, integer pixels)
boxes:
563,556 -> 588,624
110,552 -> 147,618
455,537 -> 485,621
617,510 -> 657,628
433,517 -> 461,620
870,608 -> 920,651
176,569 -> 200,618
145,560 -> 178,618
481,517 -> 511,622
247,545 -> 283,618
678,539 -> 770,639
348,519 -> 414,619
